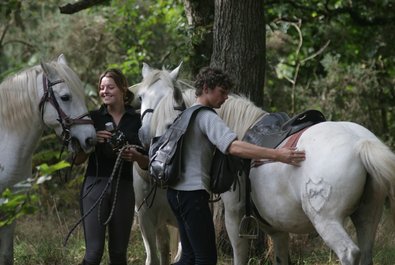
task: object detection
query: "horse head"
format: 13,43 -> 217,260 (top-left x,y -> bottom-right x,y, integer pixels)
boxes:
137,62 -> 184,148
38,54 -> 96,153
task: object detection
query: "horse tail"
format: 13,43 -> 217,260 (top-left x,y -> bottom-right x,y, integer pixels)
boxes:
356,139 -> 395,223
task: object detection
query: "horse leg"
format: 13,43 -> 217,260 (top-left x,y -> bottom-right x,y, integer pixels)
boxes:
137,213 -> 161,265
310,216 -> 360,265
269,231 -> 290,265
0,222 -> 15,265
222,191 -> 250,265
155,225 -> 170,265
350,176 -> 385,265
168,226 -> 181,263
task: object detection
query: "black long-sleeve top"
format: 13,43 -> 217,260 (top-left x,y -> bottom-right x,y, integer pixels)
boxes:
85,104 -> 143,180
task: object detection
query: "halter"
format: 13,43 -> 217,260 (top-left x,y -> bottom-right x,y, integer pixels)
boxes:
141,103 -> 186,122
38,74 -> 93,145
141,108 -> 154,121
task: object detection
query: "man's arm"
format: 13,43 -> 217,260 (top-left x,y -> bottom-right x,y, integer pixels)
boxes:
227,140 -> 305,166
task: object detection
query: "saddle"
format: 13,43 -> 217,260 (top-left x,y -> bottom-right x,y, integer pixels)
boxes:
243,109 -> 326,149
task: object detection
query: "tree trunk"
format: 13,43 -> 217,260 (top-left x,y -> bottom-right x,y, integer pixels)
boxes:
211,0 -> 265,107
211,0 -> 267,258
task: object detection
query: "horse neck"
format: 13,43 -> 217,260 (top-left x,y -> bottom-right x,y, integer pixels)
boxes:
149,88 -> 195,137
0,126 -> 43,192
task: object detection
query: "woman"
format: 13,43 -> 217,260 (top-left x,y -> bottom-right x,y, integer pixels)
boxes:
76,68 -> 148,265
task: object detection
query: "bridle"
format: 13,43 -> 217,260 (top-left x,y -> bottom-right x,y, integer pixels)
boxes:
38,74 -> 93,145
141,103 -> 186,122
140,108 -> 154,122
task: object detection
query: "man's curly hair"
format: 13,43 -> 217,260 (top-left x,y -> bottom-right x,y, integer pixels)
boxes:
194,67 -> 234,96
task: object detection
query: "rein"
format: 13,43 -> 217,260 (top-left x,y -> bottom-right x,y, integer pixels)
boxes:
38,74 -> 93,150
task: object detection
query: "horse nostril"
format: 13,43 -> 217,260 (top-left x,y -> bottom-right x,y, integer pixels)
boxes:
86,137 -> 96,147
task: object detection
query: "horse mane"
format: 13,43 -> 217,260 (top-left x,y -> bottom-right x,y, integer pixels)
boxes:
218,95 -> 267,138
0,60 -> 84,132
149,76 -> 266,139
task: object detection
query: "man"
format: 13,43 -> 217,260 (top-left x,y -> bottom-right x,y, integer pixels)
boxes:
167,67 -> 305,265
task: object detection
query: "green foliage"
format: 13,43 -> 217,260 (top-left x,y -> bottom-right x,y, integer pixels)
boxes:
107,0 -> 190,82
0,0 -> 190,104
264,12 -> 395,146
0,188 -> 37,227
0,161 -> 70,227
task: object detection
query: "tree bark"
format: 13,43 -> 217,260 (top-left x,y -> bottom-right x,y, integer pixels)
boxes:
211,0 -> 265,107
210,0 -> 267,258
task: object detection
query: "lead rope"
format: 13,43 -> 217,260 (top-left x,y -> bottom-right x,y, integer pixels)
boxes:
98,153 -> 124,226
63,146 -> 127,246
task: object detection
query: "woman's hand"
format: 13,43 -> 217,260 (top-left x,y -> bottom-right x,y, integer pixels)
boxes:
121,146 -> 149,169
121,147 -> 140,162
96,130 -> 112,143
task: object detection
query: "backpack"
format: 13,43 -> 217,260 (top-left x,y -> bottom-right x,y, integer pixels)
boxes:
210,149 -> 243,194
148,105 -> 243,193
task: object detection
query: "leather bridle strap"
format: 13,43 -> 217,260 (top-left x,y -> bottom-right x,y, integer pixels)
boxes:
141,108 -> 154,121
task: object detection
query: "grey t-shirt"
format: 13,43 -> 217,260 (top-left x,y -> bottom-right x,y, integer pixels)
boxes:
170,104 -> 237,191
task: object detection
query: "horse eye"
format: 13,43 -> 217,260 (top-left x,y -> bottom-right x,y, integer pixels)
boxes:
138,96 -> 142,102
60,94 -> 71,101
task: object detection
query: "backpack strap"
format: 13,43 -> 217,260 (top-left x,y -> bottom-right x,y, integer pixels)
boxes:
172,105 -> 215,133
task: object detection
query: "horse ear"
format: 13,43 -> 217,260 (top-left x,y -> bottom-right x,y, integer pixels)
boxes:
169,62 -> 183,80
57,54 -> 68,65
40,61 -> 58,80
142,63 -> 152,78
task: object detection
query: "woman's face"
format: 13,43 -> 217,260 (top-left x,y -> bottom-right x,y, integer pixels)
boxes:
99,76 -> 124,106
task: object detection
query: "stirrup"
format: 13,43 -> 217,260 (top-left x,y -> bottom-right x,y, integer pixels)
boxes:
238,215 -> 259,239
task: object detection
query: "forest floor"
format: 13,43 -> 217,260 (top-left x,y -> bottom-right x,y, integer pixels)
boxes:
14,201 -> 395,265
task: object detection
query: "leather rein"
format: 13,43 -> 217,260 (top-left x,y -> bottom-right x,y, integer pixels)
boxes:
38,74 -> 93,146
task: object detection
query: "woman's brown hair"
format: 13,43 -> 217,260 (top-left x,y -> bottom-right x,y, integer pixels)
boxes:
98,68 -> 134,104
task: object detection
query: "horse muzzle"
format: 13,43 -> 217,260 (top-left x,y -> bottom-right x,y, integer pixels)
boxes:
70,136 -> 96,154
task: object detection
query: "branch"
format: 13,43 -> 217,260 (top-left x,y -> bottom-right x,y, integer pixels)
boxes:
301,40 -> 330,64
3,39 -> 36,49
59,0 -> 109,14
0,22 -> 10,46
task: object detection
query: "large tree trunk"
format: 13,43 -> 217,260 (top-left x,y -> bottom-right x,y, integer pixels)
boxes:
211,0 -> 265,107
210,0 -> 267,258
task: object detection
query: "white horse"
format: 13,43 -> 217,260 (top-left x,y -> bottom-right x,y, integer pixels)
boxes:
133,163 -> 181,265
136,63 -> 395,265
0,54 -> 96,265
131,64 -> 189,265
